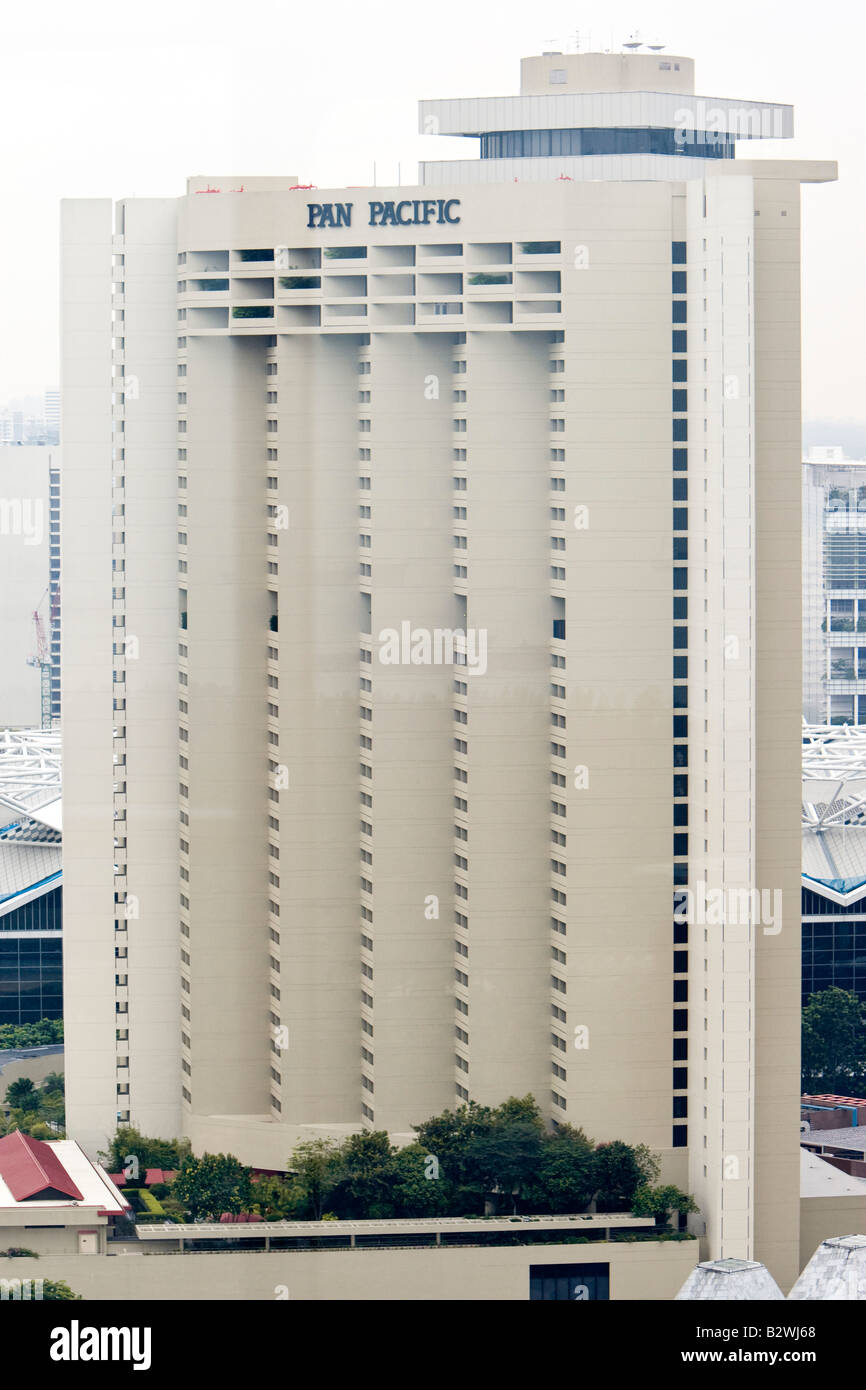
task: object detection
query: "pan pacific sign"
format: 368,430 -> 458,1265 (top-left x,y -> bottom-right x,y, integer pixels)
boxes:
306,198 -> 461,229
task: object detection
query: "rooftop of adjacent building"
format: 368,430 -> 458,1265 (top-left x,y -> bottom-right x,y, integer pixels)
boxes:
803,723 -> 866,906
802,1129 -> 866,1158
0,1131 -> 127,1214
0,729 -> 62,833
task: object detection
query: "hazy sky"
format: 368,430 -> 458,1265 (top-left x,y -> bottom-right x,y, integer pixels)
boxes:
1,0 -> 863,420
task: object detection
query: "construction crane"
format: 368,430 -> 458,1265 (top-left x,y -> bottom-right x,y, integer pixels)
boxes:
26,587 -> 58,730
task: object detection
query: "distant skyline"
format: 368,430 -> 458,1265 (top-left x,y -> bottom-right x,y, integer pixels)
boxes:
1,0 -> 863,419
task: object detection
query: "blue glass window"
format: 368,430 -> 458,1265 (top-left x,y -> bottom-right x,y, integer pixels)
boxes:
480,128 -> 735,160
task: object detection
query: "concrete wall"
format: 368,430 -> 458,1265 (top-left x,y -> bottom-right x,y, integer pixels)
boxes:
0,1050 -> 64,1090
0,1238 -> 697,1300
799,1196 -> 866,1273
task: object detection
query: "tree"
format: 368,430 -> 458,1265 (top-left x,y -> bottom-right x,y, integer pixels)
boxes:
464,1120 -> 543,1213
413,1100 -> 497,1190
288,1137 -> 342,1220
99,1126 -> 190,1180
631,1183 -> 698,1229
0,1111 -> 53,1140
251,1175 -> 307,1222
41,1279 -> 82,1301
391,1143 -> 454,1217
172,1152 -> 252,1220
331,1131 -> 398,1218
495,1095 -> 545,1131
802,988 -> 866,1092
4,1078 -> 37,1109
528,1125 -> 596,1213
592,1140 -> 645,1211
632,1142 -> 661,1187
38,1073 -> 65,1128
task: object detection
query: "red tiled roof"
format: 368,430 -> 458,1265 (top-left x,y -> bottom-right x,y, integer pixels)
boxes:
0,1130 -> 84,1203
802,1094 -> 866,1107
144,1168 -> 177,1186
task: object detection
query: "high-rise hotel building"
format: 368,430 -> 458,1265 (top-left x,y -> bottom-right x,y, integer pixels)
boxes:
61,50 -> 835,1286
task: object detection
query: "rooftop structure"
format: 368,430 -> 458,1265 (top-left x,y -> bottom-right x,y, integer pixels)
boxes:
803,722 -> 866,902
0,728 -> 63,1025
675,1256 -> 784,1300
789,1235 -> 866,1300
418,49 -> 804,186
0,728 -> 62,833
0,1132 -> 128,1254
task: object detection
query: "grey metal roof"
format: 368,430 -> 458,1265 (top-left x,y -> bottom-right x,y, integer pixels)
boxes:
676,1259 -> 784,1301
790,1236 -> 866,1300
802,1128 -> 866,1152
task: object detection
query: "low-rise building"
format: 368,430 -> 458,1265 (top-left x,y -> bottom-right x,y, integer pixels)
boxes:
0,1130 -> 129,1254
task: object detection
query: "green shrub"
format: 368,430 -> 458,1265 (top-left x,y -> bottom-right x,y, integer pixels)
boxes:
138,1189 -> 166,1216
0,1018 -> 63,1049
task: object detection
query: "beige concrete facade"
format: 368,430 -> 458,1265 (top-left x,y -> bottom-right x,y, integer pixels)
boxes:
60,51 -> 834,1295
0,1238 -> 697,1300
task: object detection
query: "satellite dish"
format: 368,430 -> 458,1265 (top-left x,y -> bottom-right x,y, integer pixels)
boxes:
623,39 -> 642,49
647,43 -> 666,51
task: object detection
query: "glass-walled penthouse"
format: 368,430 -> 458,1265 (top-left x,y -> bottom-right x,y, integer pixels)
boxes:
480,128 -> 735,160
